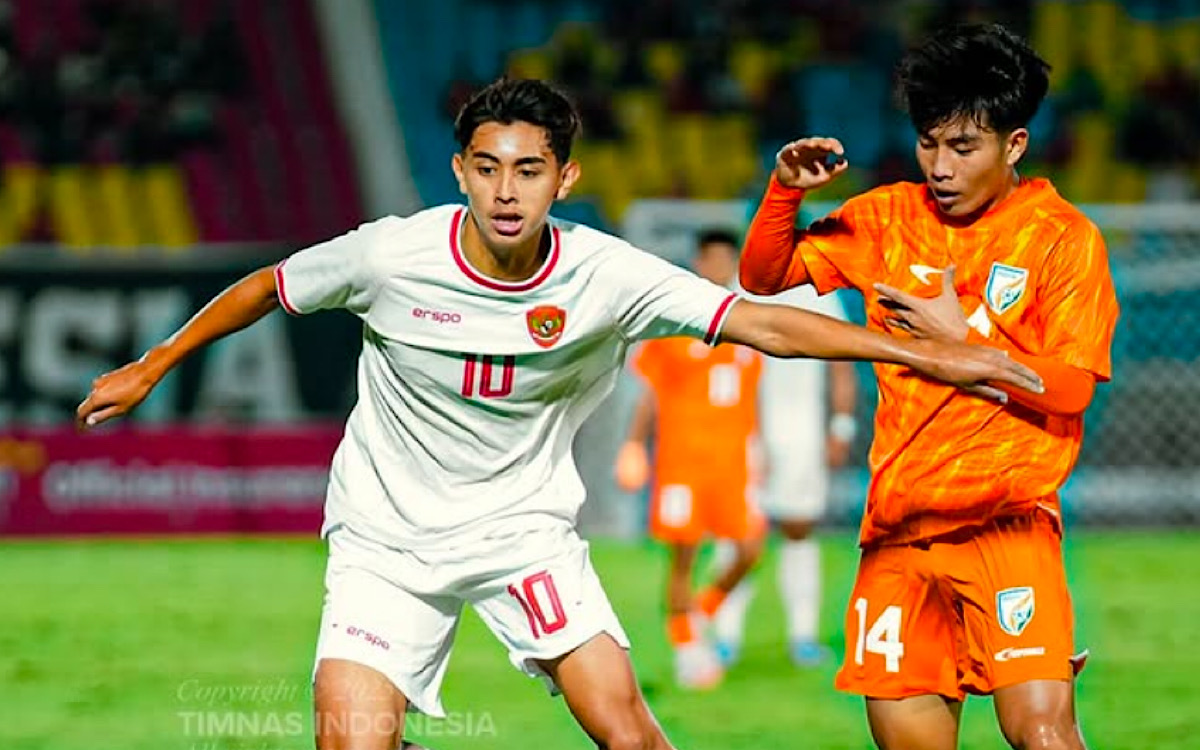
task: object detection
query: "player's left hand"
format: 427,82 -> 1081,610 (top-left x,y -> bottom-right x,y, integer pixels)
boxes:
874,266 -> 969,342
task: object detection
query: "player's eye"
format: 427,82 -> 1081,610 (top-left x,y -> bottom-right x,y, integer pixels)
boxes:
519,169 -> 541,178
477,165 -> 496,175
954,147 -> 974,156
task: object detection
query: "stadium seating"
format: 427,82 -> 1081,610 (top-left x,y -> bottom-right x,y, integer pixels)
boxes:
0,0 -> 363,249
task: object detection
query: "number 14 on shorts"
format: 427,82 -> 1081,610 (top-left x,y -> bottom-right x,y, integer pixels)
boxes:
854,598 -> 905,673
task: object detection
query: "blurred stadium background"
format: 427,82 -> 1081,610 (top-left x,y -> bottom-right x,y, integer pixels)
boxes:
2,0 -> 1198,748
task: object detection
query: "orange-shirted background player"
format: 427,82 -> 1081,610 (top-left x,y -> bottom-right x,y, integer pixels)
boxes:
740,24 -> 1117,750
614,230 -> 767,690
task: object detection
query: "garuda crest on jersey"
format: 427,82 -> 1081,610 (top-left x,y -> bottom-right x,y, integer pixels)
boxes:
526,305 -> 567,348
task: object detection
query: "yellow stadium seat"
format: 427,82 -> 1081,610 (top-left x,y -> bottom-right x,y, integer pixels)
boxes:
0,164 -> 40,246
507,49 -> 553,80
646,42 -> 684,86
95,165 -> 141,250
142,165 -> 198,249
47,166 -> 97,251
730,40 -> 776,103
1032,1 -> 1074,91
1126,20 -> 1165,86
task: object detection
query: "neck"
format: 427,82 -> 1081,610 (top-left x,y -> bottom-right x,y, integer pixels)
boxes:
462,213 -> 548,282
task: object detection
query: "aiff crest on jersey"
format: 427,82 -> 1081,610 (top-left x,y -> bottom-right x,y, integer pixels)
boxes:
526,305 -> 566,348
996,586 -> 1035,636
986,262 -> 1029,314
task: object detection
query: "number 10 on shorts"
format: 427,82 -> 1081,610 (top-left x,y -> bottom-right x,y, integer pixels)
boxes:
853,598 -> 905,673
508,571 -> 568,639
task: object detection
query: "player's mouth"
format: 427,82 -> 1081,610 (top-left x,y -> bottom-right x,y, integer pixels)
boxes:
491,213 -> 524,237
929,187 -> 960,208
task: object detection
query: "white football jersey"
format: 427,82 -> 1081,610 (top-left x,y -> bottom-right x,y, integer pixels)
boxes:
276,205 -> 737,550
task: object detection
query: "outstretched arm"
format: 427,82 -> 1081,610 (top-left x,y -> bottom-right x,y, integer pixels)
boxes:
614,387 -> 656,493
719,299 -> 1043,397
77,266 -> 281,428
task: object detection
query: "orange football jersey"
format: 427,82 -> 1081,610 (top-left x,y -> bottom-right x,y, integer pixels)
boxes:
775,177 -> 1119,545
632,338 -> 762,480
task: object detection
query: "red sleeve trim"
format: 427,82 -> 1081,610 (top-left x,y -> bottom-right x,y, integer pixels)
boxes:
704,294 -> 738,345
274,260 -> 301,316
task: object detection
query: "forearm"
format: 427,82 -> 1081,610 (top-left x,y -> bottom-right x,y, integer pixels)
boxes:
967,330 -> 1095,415
143,266 -> 281,378
624,389 -> 657,444
723,300 -> 919,366
740,175 -> 811,293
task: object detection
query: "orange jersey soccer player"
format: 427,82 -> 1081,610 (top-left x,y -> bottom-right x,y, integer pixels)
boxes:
740,24 -> 1118,750
615,231 -> 767,689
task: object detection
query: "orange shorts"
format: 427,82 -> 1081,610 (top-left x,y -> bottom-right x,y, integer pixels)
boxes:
649,473 -> 766,544
835,511 -> 1075,700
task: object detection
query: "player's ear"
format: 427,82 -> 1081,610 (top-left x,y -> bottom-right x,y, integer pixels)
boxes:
1005,128 -> 1029,167
556,160 -> 581,200
451,152 -> 468,195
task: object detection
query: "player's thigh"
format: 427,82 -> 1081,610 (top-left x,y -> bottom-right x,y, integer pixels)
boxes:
952,514 -> 1075,695
993,678 -> 1083,750
315,527 -> 463,718
866,694 -> 962,750
314,658 -> 408,750
649,480 -> 704,544
835,543 -> 963,701
537,632 -> 669,749
469,529 -> 632,692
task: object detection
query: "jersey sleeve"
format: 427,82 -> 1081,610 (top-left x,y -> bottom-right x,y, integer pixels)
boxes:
793,191 -> 889,294
274,218 -> 393,316
1037,219 -> 1119,380
606,243 -> 739,344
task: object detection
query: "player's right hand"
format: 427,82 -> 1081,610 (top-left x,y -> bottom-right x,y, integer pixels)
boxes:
614,441 -> 650,493
76,360 -> 158,430
775,137 -> 849,190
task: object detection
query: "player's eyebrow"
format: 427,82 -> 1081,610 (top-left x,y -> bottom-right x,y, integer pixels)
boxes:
946,134 -> 982,146
470,151 -> 548,166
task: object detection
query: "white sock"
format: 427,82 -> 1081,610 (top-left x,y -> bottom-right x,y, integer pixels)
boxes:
710,541 -> 754,646
779,538 -> 820,643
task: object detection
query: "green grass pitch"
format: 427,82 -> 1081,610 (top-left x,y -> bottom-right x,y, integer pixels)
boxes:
3,532 -> 1198,749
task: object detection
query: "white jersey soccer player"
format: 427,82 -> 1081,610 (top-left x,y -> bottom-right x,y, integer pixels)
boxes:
277,204 -> 738,714
76,77 -> 1043,750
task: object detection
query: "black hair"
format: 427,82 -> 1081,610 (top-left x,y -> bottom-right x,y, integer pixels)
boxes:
696,228 -> 740,251
454,77 -> 581,165
895,24 -> 1050,135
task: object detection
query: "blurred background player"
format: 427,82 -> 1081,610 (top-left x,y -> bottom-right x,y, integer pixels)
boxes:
741,24 -> 1118,750
707,236 -> 860,667
614,230 -> 768,689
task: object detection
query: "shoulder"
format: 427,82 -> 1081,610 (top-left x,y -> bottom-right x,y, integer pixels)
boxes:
370,204 -> 461,242
823,182 -> 923,229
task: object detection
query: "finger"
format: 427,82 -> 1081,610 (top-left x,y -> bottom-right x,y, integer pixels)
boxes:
1009,359 -> 1045,393
942,265 -> 958,297
874,283 -> 920,307
82,405 -> 124,429
964,384 -> 1009,403
76,394 -> 96,422
886,316 -> 912,332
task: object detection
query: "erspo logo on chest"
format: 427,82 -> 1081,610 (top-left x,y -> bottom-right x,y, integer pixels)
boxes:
412,307 -> 462,324
526,305 -> 567,348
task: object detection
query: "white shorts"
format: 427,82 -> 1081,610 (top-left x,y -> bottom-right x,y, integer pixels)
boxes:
760,436 -> 828,522
313,523 -> 630,717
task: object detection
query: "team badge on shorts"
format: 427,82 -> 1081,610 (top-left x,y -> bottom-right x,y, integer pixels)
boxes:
526,305 -> 567,348
996,586 -> 1035,636
985,263 -> 1028,315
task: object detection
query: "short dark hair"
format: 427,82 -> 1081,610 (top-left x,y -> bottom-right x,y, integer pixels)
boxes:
696,228 -> 740,251
454,78 -> 581,165
895,24 -> 1050,135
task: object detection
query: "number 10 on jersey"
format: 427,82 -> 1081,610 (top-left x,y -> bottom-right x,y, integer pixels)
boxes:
461,354 -> 516,398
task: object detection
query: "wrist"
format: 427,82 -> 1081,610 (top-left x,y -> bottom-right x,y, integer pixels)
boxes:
139,345 -> 177,381
829,413 -> 857,442
769,172 -> 807,200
